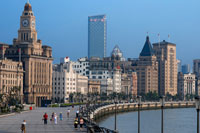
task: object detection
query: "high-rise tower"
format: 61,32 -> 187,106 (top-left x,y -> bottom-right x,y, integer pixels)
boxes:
88,15 -> 106,59
153,40 -> 177,96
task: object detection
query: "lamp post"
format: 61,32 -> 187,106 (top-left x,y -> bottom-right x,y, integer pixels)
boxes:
195,96 -> 200,133
160,96 -> 165,133
137,95 -> 142,133
114,96 -> 117,131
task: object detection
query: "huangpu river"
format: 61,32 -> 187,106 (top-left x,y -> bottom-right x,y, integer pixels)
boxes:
96,108 -> 197,133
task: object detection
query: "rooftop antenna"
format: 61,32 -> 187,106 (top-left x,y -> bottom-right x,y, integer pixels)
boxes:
168,34 -> 170,42
147,32 -> 149,36
27,0 -> 30,3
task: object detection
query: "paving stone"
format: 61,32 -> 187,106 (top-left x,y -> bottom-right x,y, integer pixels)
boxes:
0,107 -> 86,133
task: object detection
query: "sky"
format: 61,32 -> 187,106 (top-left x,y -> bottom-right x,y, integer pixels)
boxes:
0,0 -> 200,67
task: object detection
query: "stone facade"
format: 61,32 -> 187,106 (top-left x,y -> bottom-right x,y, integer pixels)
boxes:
153,40 -> 177,96
0,3 -> 53,106
0,59 -> 24,103
88,80 -> 101,94
178,72 -> 195,100
133,36 -> 158,95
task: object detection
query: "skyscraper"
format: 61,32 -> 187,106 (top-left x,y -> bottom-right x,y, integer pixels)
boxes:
153,40 -> 177,96
182,64 -> 190,74
88,15 -> 106,59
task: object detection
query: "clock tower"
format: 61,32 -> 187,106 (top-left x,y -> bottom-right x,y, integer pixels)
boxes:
18,2 -> 37,43
3,2 -> 53,106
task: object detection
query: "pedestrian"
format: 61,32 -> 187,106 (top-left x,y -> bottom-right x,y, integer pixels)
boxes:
43,113 -> 48,124
74,117 -> 78,129
54,113 -> 58,124
21,120 -> 26,133
59,112 -> 63,121
79,117 -> 84,130
76,110 -> 79,118
67,109 -> 70,118
51,112 -> 54,122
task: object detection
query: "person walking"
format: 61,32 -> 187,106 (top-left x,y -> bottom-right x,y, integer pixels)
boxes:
51,112 -> 55,122
43,113 -> 48,124
67,109 -> 70,119
21,120 -> 26,133
76,110 -> 79,118
54,113 -> 58,124
79,117 -> 84,131
59,112 -> 63,121
74,117 -> 78,129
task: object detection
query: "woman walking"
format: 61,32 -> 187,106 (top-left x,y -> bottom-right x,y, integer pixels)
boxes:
79,117 -> 84,131
54,113 -> 58,124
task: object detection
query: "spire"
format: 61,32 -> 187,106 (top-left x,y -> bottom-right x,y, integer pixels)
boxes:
24,1 -> 32,11
140,36 -> 154,56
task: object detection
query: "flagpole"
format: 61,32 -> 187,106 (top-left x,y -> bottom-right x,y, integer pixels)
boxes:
168,34 -> 170,42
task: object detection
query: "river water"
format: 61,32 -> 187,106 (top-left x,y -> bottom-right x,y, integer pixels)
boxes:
96,108 -> 197,133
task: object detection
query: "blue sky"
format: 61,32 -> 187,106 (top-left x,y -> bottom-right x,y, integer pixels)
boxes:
0,0 -> 200,66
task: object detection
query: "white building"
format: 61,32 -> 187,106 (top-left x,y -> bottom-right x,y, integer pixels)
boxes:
52,58 -> 88,103
178,72 -> 195,100
72,57 -> 90,77
77,74 -> 88,95
113,67 -> 122,93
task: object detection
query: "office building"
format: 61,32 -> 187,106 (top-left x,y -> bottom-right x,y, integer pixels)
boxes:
177,59 -> 182,73
133,36 -> 158,95
178,72 -> 195,100
182,64 -> 190,74
0,2 -> 53,106
88,15 -> 106,58
153,40 -> 177,96
0,59 -> 24,103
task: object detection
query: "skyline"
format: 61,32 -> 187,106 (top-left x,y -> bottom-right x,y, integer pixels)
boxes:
0,0 -> 200,66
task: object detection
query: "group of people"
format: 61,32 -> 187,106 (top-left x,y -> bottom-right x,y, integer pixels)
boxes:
74,110 -> 84,130
42,109 -> 71,125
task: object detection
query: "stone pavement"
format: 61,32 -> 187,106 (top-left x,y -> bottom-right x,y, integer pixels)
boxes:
0,106 -> 86,133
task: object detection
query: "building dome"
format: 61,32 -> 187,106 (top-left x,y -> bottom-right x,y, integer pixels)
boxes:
111,45 -> 123,58
24,3 -> 32,11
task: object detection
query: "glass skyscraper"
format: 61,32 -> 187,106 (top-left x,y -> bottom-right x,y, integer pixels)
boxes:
88,15 -> 106,59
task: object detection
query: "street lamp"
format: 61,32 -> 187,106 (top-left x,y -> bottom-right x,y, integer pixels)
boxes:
137,95 -> 142,133
160,96 -> 165,133
195,96 -> 200,133
114,96 -> 117,131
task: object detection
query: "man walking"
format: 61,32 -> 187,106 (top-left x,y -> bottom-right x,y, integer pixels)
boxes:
43,113 -> 48,124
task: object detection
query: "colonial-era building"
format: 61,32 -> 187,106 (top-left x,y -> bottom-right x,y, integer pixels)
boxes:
52,59 -> 88,103
133,36 -> 158,95
88,80 -> 101,94
193,59 -> 200,96
153,40 -> 177,96
131,72 -> 137,96
77,74 -> 88,95
0,59 -> 24,103
0,2 -> 53,106
178,72 -> 195,100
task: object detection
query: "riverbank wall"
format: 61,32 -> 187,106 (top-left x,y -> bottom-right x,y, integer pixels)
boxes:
92,101 -> 195,121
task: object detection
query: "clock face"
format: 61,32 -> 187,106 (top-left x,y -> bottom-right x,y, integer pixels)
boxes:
32,21 -> 35,28
22,19 -> 29,27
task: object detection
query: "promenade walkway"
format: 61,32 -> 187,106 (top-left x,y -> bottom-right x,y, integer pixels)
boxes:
0,106 -> 86,133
